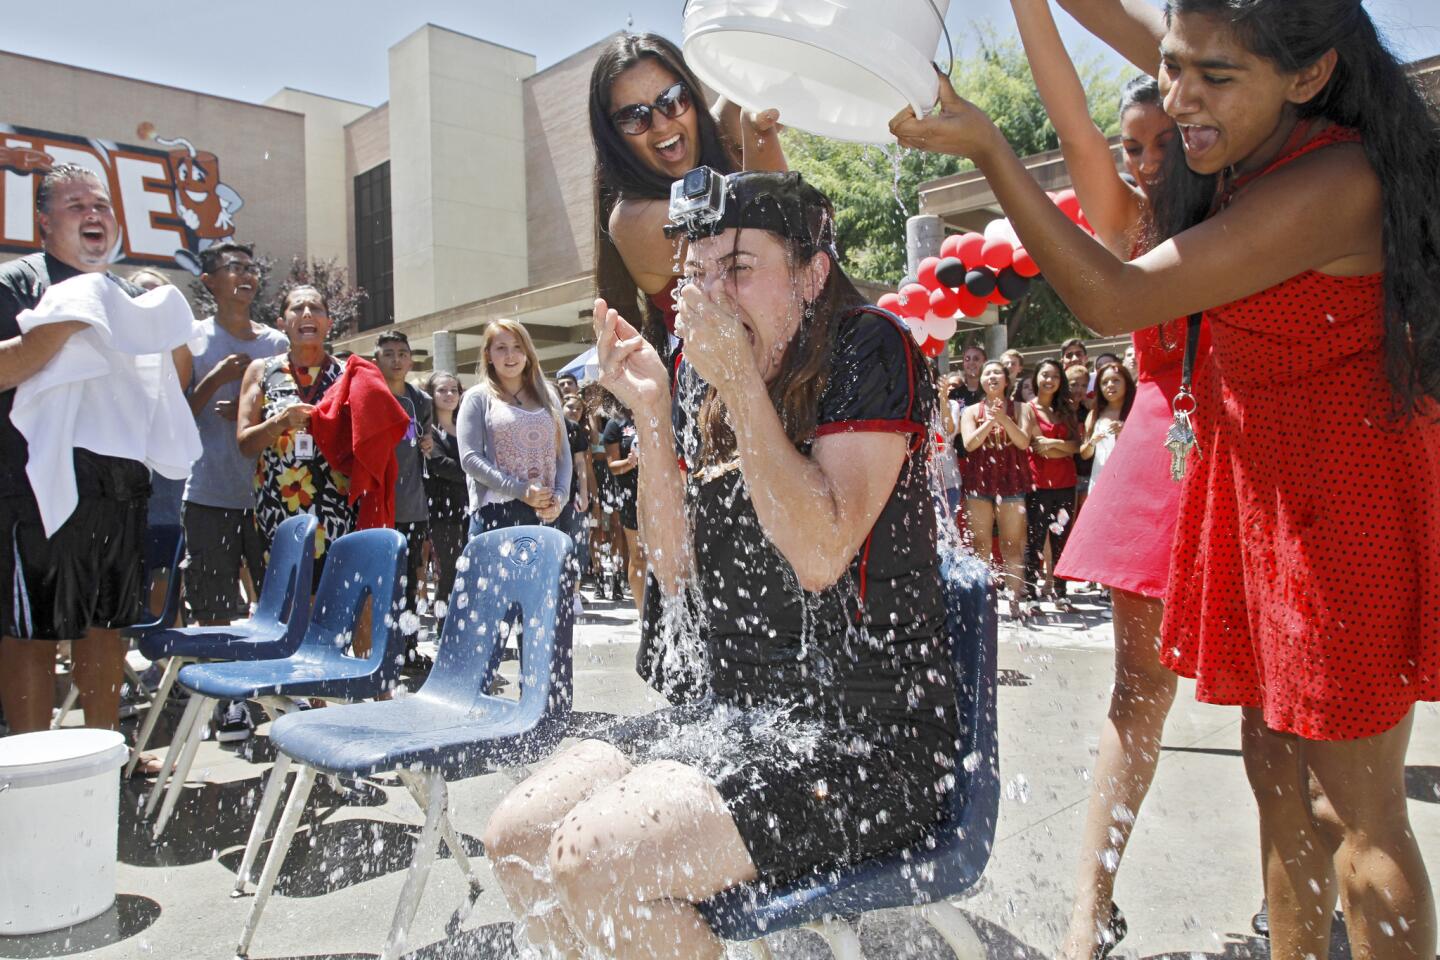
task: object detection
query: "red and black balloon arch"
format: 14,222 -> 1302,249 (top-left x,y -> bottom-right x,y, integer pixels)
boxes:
877,189 -> 1093,358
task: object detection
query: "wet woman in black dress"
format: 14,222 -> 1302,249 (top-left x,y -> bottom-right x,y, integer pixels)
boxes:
482,173 -> 957,958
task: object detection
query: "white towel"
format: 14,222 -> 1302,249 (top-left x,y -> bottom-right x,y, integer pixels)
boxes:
12,273 -> 204,536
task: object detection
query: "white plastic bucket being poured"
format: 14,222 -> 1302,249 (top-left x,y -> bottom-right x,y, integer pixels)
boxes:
0,729 -> 128,936
682,0 -> 953,144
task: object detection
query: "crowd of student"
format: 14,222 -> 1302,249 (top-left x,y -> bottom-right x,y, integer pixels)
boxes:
937,337 -> 1136,618
3,0 -> 1440,957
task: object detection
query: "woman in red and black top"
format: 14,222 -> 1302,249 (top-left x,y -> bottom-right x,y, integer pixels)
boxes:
1025,358 -> 1080,612
960,359 -> 1032,619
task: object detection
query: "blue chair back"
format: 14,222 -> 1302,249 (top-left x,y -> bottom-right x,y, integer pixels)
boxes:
421,525 -> 575,721
699,557 -> 998,935
123,526 -> 186,640
254,514 -> 318,648
300,528 -> 408,689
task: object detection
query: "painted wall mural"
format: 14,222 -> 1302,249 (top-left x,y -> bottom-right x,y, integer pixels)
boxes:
0,122 -> 245,273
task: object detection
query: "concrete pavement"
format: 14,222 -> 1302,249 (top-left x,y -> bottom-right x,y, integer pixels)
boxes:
7,586 -> 1440,960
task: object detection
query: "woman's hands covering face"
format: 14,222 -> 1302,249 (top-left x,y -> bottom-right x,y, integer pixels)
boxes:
674,282 -> 757,391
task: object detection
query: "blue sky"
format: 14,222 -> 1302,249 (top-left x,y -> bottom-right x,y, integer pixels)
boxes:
7,1 -> 1438,108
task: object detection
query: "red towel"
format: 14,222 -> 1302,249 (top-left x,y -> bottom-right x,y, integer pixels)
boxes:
310,355 -> 410,529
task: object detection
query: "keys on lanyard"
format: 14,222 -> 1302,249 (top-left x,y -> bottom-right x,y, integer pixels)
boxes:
1164,388 -> 1199,482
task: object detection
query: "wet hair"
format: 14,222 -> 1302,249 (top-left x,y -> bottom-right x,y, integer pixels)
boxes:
1031,358 -> 1080,438
694,181 -> 870,466
375,330 -> 410,350
1093,361 -> 1137,420
35,163 -> 105,215
589,33 -> 735,354
199,240 -> 254,275
1158,0 -> 1440,413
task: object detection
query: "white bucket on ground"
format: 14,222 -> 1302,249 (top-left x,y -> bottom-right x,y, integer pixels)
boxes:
0,729 -> 128,936
683,0 -> 953,144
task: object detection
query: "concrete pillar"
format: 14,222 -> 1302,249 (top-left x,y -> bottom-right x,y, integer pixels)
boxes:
905,214 -> 944,275
432,330 -> 458,374
984,323 -> 1008,359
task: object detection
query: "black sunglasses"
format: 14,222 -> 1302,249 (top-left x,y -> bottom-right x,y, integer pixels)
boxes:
610,81 -> 693,136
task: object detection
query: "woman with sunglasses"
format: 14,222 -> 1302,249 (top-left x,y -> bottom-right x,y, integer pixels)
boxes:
589,33 -> 787,358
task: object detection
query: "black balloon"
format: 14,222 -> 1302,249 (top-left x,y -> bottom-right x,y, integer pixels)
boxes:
964,268 -> 996,298
996,266 -> 1031,301
900,273 -> 918,289
935,257 -> 967,288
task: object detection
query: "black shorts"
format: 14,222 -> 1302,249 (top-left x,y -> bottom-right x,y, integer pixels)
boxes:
603,478 -> 638,531
0,455 -> 150,641
181,503 -> 268,622
600,699 -> 955,885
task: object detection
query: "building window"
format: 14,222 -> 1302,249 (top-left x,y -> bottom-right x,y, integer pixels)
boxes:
355,162 -> 393,331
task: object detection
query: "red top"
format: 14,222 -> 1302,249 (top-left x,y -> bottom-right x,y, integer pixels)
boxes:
1026,401 -> 1078,489
961,400 -> 1031,498
649,278 -> 680,335
1158,126 -> 1440,740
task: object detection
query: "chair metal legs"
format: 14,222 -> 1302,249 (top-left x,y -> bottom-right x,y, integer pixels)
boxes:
808,919 -> 866,960
232,753 -> 294,897
236,764 -> 316,958
126,657 -> 184,777
920,901 -> 986,960
381,770 -> 448,960
153,695 -> 213,837
51,684 -> 80,730
144,691 -> 203,818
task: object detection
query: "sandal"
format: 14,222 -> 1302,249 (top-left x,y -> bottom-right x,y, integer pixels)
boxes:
1094,903 -> 1127,960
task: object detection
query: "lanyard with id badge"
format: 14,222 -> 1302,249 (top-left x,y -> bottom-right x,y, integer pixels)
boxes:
289,368 -> 327,461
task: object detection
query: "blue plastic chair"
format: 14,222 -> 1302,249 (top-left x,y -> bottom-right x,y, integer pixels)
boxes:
126,514 -> 316,778
698,559 -> 1000,959
146,527 -> 406,839
52,525 -> 188,730
233,525 -> 575,960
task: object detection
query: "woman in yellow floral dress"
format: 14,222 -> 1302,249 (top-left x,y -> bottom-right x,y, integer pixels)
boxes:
236,285 -> 357,573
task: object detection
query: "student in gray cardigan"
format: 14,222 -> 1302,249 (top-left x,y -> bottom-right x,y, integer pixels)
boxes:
457,385 -> 573,537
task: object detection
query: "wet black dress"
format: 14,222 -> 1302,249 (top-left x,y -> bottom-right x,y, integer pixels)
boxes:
621,308 -> 958,885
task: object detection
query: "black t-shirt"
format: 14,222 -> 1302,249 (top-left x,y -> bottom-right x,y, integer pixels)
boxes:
602,415 -> 637,494
565,418 -> 588,498
661,308 -> 952,735
0,253 -> 147,500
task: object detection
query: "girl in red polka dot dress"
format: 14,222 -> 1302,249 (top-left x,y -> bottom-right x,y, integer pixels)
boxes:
894,1 -> 1440,957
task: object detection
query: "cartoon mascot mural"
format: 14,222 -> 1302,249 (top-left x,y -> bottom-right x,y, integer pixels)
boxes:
137,122 -> 245,274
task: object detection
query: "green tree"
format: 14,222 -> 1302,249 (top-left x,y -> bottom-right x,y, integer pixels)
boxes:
782,33 -> 1121,347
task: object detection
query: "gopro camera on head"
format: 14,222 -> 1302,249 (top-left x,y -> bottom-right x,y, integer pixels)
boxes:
666,166 -> 727,239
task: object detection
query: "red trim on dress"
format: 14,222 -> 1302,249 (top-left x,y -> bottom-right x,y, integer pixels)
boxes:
815,418 -> 925,437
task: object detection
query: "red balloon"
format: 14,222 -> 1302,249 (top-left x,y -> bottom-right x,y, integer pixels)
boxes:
980,237 -> 1013,271
929,285 -> 962,318
957,289 -> 988,318
1011,247 -> 1040,278
877,292 -> 903,315
940,233 -> 966,260
987,288 -> 1011,306
917,256 -> 942,290
921,337 -> 948,359
956,232 -> 986,269
897,283 -> 931,319
1077,210 -> 1094,234
1054,189 -> 1082,222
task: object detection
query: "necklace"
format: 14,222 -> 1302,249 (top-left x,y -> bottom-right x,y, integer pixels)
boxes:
499,383 -> 526,407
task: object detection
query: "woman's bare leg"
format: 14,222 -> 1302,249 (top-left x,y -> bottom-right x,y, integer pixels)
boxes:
622,527 -> 645,617
1060,590 -> 1177,960
550,760 -> 758,959
72,627 -> 127,730
997,500 -> 1029,606
0,636 -> 56,733
483,740 -> 634,957
1305,710 -> 1435,960
1242,709 -> 1340,960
